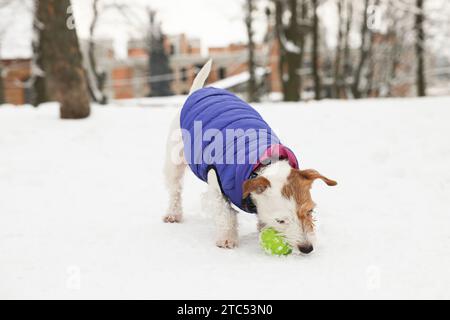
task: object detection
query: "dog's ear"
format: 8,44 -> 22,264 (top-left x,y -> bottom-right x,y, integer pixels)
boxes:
242,177 -> 271,198
299,169 -> 337,186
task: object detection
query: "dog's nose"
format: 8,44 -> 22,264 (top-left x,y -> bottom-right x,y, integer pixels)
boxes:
298,244 -> 314,254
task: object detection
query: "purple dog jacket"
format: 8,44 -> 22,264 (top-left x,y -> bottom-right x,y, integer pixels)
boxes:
180,87 -> 298,213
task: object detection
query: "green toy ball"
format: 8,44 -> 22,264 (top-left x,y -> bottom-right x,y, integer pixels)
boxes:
259,228 -> 293,256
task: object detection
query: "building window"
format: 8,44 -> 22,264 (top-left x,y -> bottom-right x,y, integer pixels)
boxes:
218,67 -> 227,80
180,68 -> 188,82
194,64 -> 204,78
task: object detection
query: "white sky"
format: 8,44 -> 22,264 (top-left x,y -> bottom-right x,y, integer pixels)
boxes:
0,0 -> 267,59
0,0 -> 448,59
72,0 -> 266,48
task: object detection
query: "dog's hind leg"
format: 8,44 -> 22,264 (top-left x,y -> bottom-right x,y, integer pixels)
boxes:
163,112 -> 187,223
206,170 -> 238,248
163,59 -> 212,223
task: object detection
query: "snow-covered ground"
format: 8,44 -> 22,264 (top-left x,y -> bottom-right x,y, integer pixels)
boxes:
1,97 -> 450,300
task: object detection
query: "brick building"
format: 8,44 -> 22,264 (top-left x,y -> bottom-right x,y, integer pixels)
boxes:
1,59 -> 32,105
1,31 -> 423,105
0,36 -> 323,104
90,34 -> 277,99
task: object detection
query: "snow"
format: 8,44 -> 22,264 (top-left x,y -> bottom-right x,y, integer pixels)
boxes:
281,34 -> 302,54
113,95 -> 187,108
1,97 -> 450,299
209,68 -> 268,90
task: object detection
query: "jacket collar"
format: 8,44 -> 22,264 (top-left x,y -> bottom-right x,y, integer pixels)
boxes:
242,144 -> 299,214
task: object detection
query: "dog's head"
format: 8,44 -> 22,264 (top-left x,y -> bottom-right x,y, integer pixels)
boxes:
243,161 -> 337,255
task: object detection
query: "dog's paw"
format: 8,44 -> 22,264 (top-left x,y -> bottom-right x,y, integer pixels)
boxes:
163,214 -> 182,223
216,238 -> 238,249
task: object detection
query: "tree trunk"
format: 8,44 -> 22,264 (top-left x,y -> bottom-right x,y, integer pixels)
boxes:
342,0 -> 353,98
415,0 -> 426,97
88,0 -> 107,104
284,0 -> 301,102
32,2 -> 49,107
312,0 -> 322,100
274,0 -> 288,99
365,0 -> 381,97
148,10 -> 172,97
33,76 -> 48,106
333,0 -> 344,99
366,55 -> 375,96
37,0 -> 90,119
352,0 -> 370,99
298,0 -> 308,101
388,29 -> 402,97
246,0 -> 258,102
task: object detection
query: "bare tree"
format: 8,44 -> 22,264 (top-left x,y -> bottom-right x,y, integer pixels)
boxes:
342,0 -> 353,98
148,10 -> 172,97
333,0 -> 345,98
298,0 -> 309,100
352,0 -> 369,99
87,0 -> 108,104
284,0 -> 301,101
84,1 -> 148,103
415,0 -> 426,96
37,0 -> 90,119
32,2 -> 48,107
352,0 -> 371,99
364,0 -> 381,97
312,0 -> 322,100
245,0 -> 258,102
274,0 -> 311,102
274,0 -> 288,99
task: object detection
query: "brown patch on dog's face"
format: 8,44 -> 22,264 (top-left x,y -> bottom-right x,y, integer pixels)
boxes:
282,169 -> 337,234
282,170 -> 316,234
242,176 -> 271,199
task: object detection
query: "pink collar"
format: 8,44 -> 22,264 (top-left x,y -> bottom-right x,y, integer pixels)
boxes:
254,144 -> 299,171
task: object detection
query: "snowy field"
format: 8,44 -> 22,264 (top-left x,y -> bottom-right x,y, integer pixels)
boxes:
1,97 -> 450,300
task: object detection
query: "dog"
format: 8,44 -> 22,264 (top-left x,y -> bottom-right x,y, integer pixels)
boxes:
163,60 -> 337,254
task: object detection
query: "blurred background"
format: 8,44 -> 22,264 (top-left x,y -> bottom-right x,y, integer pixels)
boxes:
0,0 -> 449,112
2,1 -> 450,299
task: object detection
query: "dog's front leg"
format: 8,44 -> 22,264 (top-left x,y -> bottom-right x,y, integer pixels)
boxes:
215,205 -> 238,249
206,170 -> 238,249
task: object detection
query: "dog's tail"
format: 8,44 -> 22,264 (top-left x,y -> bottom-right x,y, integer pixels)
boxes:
189,59 -> 212,95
